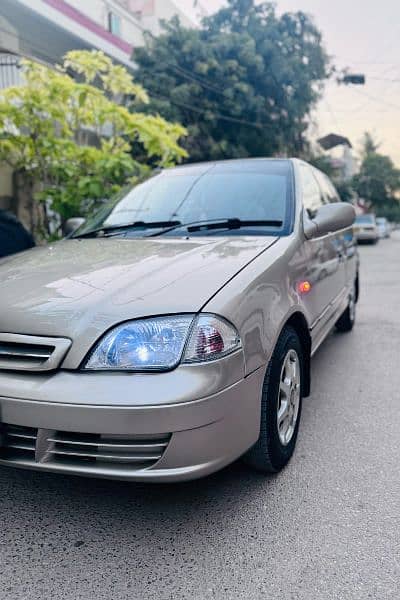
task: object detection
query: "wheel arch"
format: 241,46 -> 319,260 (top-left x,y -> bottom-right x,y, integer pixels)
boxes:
355,271 -> 360,303
284,311 -> 312,397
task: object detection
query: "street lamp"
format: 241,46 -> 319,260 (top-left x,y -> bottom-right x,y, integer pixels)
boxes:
341,74 -> 366,85
337,71 -> 366,85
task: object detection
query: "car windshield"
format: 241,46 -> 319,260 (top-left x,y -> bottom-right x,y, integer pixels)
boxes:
376,218 -> 387,225
73,160 -> 293,238
355,215 -> 375,224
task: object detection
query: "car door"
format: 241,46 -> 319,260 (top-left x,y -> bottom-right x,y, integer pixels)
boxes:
315,170 -> 358,295
298,164 -> 347,343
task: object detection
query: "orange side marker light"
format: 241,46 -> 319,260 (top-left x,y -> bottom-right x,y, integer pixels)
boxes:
298,281 -> 312,295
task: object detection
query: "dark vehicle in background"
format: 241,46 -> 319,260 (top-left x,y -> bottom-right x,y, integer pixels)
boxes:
0,210 -> 35,258
354,214 -> 379,244
376,217 -> 391,239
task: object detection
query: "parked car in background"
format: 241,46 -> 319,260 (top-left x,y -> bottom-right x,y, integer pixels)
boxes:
376,217 -> 391,239
354,214 -> 379,244
0,159 -> 358,482
0,210 -> 35,258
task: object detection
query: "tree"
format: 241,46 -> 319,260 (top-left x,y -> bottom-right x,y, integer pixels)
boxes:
0,50 -> 187,239
360,131 -> 380,159
133,0 -> 329,162
353,133 -> 400,218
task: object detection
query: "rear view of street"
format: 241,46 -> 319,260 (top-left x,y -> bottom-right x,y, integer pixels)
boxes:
0,235 -> 399,600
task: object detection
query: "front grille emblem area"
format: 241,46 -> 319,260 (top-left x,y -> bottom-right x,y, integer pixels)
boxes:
0,333 -> 71,372
34,429 -> 56,463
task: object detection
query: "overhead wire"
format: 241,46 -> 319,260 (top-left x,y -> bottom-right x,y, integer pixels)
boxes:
349,87 -> 400,112
150,92 -> 263,129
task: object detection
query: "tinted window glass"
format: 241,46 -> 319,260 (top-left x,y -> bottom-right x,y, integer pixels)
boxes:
75,161 -> 293,237
299,165 -> 323,218
108,12 -> 121,36
313,169 -> 340,203
355,215 -> 375,224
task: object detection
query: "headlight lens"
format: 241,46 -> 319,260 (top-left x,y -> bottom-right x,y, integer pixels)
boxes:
83,314 -> 241,371
84,315 -> 195,371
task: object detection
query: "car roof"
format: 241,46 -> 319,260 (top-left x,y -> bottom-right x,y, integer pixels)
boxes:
166,157 -> 294,173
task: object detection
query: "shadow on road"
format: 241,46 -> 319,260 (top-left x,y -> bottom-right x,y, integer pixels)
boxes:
0,458 -> 279,532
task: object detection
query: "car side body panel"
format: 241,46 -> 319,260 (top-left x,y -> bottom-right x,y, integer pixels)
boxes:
205,160 -> 357,376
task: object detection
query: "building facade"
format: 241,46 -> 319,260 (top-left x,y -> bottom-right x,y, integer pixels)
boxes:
129,0 -> 197,36
0,0 -> 196,211
317,133 -> 358,182
0,0 -> 196,79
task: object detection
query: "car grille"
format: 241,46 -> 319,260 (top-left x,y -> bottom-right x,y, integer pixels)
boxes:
0,333 -> 71,372
0,424 -> 170,471
0,341 -> 53,365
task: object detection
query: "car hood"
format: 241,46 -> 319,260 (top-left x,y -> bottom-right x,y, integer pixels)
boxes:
0,237 -> 277,367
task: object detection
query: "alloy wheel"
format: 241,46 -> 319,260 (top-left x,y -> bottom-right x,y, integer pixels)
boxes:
277,349 -> 301,446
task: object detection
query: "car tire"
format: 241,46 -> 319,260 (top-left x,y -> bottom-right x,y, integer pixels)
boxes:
335,282 -> 356,332
244,326 -> 303,474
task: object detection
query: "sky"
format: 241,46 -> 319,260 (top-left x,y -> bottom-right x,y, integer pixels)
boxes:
175,0 -> 400,165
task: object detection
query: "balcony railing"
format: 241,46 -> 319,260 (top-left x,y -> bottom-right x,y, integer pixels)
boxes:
0,53 -> 21,89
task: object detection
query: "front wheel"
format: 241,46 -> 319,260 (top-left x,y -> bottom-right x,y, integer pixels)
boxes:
244,326 -> 303,473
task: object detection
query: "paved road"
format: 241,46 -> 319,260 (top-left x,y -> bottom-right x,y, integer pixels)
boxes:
1,235 -> 400,600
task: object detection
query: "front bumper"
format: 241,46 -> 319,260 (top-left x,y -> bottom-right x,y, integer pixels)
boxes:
0,358 -> 265,482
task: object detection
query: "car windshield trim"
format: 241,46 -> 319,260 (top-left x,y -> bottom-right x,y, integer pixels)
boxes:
150,218 -> 284,236
72,160 -> 295,239
73,220 -> 182,239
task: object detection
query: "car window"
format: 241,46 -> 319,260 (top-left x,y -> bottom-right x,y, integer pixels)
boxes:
74,160 -> 294,237
299,164 -> 324,218
355,215 -> 375,224
176,171 -> 287,224
313,169 -> 340,203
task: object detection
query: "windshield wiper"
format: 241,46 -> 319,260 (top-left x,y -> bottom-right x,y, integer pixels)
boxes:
73,220 -> 182,239
151,218 -> 283,236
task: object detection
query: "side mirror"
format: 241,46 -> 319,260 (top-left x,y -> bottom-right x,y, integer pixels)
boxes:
304,203 -> 355,240
64,217 -> 86,236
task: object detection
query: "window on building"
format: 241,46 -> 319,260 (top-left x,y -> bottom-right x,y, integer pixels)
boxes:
108,12 -> 122,37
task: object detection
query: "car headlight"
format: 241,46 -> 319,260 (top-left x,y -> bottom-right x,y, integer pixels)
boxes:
83,314 -> 241,371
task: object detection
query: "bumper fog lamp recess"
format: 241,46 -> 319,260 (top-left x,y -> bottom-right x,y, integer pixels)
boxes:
0,424 -> 171,471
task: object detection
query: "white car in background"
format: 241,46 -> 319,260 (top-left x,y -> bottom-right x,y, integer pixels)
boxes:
376,217 -> 390,239
354,214 -> 379,244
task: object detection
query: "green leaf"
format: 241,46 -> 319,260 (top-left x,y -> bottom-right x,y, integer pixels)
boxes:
0,49 -> 187,238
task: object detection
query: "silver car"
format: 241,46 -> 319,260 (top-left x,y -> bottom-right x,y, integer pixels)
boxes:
376,217 -> 390,239
354,214 -> 379,244
0,159 -> 358,482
